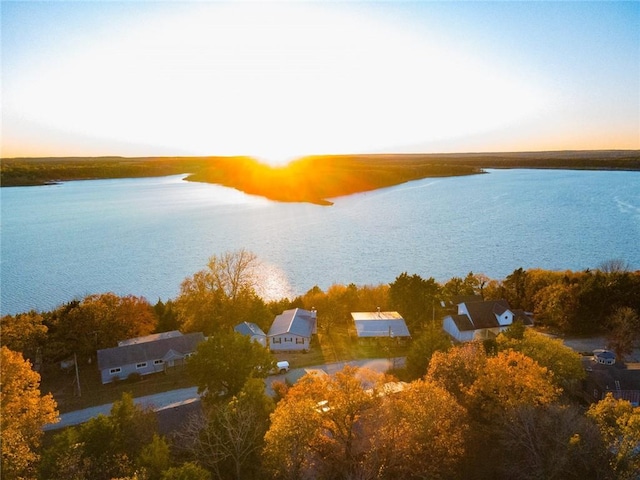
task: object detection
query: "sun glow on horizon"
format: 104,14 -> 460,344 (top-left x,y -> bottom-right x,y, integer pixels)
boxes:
3,2 -> 638,159
2,3 -> 554,161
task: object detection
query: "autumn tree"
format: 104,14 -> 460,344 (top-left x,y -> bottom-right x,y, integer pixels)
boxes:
0,311 -> 47,363
533,282 -> 579,331
47,293 -> 157,361
497,404 -> 611,480
175,249 -> 272,334
263,367 -> 386,480
606,306 -> 640,361
187,331 -> 274,402
175,378 -> 274,480
587,393 -> 640,479
425,342 -> 487,404
467,350 -> 560,421
496,328 -> 585,391
369,379 -> 470,479
1,347 -> 58,480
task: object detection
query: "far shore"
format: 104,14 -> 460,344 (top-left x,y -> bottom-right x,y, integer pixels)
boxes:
2,150 -> 638,205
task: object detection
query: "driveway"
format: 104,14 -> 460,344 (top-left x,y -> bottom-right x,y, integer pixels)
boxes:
45,357 -> 405,431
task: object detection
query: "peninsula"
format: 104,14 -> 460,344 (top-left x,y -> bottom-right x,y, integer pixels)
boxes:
2,150 -> 638,205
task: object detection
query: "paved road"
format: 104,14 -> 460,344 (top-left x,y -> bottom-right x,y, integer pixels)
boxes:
45,357 -> 404,431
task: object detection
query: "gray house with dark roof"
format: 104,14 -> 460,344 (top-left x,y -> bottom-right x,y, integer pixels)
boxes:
97,331 -> 205,384
268,308 -> 316,352
443,300 -> 532,342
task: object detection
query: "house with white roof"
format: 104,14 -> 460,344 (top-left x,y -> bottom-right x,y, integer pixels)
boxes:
234,321 -> 267,347
442,299 -> 533,342
350,311 -> 411,341
97,331 -> 205,384
268,308 -> 317,352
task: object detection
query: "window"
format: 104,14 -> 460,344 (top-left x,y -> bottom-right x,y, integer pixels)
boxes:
109,367 -> 121,374
296,337 -> 305,344
272,337 -> 282,344
154,359 -> 163,365
136,362 -> 147,369
285,337 -> 292,343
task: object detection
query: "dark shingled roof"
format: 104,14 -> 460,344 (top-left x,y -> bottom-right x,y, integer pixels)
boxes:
465,300 -> 510,329
97,332 -> 205,370
449,314 -> 476,332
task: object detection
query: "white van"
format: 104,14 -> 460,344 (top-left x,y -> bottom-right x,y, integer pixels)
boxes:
275,361 -> 290,374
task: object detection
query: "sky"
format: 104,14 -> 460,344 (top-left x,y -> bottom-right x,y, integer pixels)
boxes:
2,1 -> 639,164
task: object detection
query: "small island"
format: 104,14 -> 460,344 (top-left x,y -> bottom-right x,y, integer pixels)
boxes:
1,150 -> 638,205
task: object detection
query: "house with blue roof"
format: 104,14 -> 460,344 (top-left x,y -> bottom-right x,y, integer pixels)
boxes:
234,321 -> 267,347
267,308 -> 317,352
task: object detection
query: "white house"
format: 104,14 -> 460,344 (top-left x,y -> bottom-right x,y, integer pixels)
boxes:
97,331 -> 205,384
268,308 -> 317,352
350,311 -> 411,341
234,322 -> 267,348
442,299 -> 532,342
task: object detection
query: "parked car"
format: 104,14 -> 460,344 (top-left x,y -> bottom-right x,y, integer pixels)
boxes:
274,361 -> 290,374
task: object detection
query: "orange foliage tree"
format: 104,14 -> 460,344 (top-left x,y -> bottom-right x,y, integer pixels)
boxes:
1,347 -> 58,479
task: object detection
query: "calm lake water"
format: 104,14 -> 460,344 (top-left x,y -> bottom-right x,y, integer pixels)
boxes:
1,169 -> 639,315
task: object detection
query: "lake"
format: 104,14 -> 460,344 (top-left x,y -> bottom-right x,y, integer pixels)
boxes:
1,169 -> 639,315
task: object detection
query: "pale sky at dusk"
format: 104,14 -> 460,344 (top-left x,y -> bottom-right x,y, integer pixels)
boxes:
2,1 -> 638,164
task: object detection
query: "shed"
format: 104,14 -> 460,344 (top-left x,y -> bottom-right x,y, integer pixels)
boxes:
351,311 -> 411,340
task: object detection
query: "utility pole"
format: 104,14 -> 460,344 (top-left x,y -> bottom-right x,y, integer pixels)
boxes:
74,352 -> 81,397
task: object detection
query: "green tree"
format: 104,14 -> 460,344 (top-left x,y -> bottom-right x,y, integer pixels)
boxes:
1,347 -> 58,480
161,463 -> 211,480
187,331 -> 274,402
587,393 -> 640,479
137,434 -> 171,480
389,272 -> 441,332
404,323 -> 451,380
41,393 -> 159,480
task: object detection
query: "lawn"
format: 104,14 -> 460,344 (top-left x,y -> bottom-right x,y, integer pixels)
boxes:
42,326 -> 410,413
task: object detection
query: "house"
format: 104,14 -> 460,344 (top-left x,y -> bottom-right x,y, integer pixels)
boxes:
350,311 -> 411,341
442,299 -> 532,342
582,356 -> 640,406
234,322 -> 267,347
97,331 -> 205,384
268,308 -> 317,352
593,349 -> 616,365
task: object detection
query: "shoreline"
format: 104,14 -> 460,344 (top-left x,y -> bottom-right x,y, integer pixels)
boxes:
2,150 -> 638,204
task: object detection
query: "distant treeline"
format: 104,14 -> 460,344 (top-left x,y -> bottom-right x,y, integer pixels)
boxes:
2,150 -> 638,204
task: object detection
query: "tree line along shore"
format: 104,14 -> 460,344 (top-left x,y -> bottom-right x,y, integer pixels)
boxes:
2,150 -> 639,204
2,251 -> 640,480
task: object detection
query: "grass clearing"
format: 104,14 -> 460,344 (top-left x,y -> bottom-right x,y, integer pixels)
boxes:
42,326 -> 411,413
